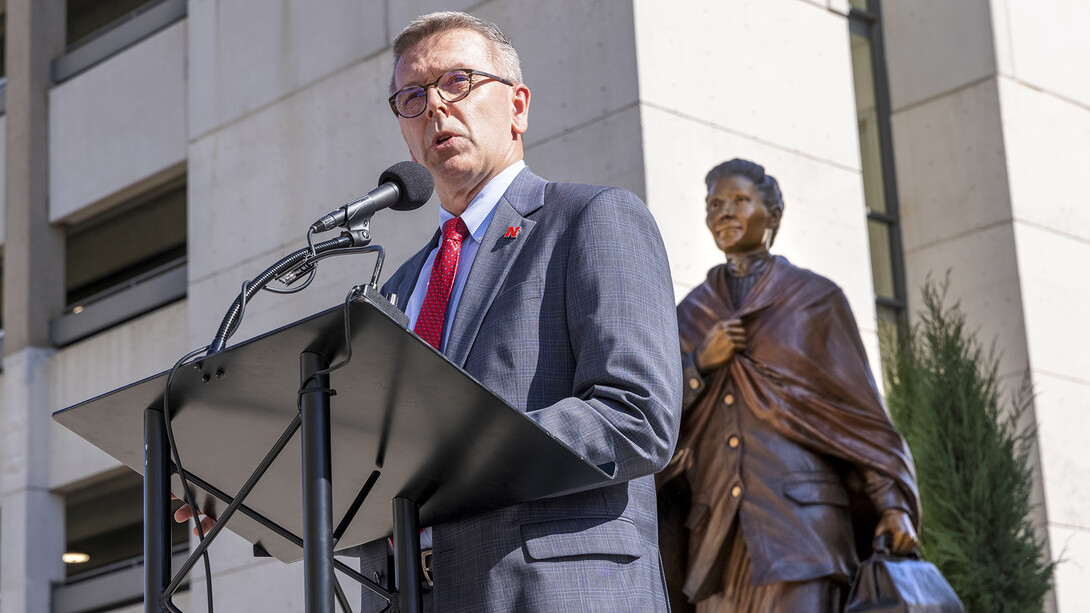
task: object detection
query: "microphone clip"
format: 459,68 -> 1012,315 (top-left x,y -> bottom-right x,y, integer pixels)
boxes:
342,214 -> 372,248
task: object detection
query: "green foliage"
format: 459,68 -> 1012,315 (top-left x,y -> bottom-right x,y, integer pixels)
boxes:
883,275 -> 1054,613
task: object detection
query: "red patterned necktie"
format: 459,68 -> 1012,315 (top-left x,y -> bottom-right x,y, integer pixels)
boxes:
414,217 -> 470,350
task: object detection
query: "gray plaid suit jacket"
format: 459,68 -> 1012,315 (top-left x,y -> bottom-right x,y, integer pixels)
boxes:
359,167 -> 682,612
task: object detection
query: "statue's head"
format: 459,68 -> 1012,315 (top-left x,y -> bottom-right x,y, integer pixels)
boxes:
704,158 -> 784,254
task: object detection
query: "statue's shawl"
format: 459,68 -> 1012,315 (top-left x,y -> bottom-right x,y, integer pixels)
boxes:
673,256 -> 920,523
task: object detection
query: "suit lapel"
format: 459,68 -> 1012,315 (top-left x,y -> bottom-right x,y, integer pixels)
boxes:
444,169 -> 545,366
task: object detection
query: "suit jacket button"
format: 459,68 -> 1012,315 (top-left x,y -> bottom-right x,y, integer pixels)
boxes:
723,393 -> 735,405
727,435 -> 740,448
731,485 -> 742,497
689,378 -> 701,390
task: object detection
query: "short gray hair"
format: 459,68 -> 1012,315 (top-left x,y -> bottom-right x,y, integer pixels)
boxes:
391,11 -> 523,93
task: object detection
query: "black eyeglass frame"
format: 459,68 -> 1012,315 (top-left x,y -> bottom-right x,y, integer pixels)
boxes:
388,68 -> 515,118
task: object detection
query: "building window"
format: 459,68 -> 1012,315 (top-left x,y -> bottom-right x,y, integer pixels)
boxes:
849,0 -> 909,365
51,176 -> 187,346
1,10 -> 7,80
53,0 -> 186,83
1,10 -> 7,115
66,0 -> 162,50
57,469 -> 189,613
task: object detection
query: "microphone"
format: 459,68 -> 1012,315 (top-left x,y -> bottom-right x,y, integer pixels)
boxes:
310,161 -> 434,233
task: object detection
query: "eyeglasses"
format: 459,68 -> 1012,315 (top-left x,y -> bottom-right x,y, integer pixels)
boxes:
389,68 -> 514,118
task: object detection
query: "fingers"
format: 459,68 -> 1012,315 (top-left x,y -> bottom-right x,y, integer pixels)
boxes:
194,515 -> 217,537
174,503 -> 195,523
173,500 -> 218,536
889,528 -> 918,554
874,509 -> 919,555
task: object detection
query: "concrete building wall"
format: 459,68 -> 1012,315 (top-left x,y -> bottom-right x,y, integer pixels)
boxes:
634,0 -> 883,377
992,2 -> 1090,610
49,21 -> 187,224
885,0 -> 1090,609
0,0 -> 1085,610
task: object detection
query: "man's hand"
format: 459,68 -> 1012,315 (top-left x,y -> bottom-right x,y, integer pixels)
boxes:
695,318 -> 746,372
873,508 -> 918,554
172,494 -> 217,537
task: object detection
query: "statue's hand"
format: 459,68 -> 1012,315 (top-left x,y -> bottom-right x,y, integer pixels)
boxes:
696,318 -> 746,372
873,509 -> 918,555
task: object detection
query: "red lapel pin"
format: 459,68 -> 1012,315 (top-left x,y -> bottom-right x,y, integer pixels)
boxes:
504,226 -> 522,238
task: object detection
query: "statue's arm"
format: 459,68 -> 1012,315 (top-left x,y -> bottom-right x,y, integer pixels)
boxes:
862,468 -> 919,553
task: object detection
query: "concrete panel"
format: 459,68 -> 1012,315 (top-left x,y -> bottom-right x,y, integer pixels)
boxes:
524,104 -> 646,202
479,0 -> 639,145
1,348 -> 67,613
1013,225 -> 1090,384
186,52 -> 424,286
633,0 -> 862,169
902,223 -> 1030,381
49,22 -> 187,223
48,301 -> 190,488
1033,374 -> 1090,529
992,0 -> 1090,108
639,105 -> 883,379
187,0 -> 387,139
1048,524 -> 1090,613
186,532 -> 306,613
882,0 -> 997,111
1000,79 -> 1090,241
891,79 -> 1012,252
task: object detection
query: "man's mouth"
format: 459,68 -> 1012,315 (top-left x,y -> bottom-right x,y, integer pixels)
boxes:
433,132 -> 456,147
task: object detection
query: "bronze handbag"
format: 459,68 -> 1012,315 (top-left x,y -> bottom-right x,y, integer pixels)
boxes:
846,538 -> 964,613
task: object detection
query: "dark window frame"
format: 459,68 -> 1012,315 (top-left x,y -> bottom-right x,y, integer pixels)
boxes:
850,1 -> 910,346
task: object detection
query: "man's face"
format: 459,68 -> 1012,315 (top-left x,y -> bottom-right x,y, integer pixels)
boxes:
393,29 -> 530,210
705,175 -> 772,254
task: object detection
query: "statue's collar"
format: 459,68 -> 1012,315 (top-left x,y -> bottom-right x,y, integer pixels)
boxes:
724,249 -> 773,277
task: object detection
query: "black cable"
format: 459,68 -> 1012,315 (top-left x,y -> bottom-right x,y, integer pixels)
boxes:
208,235 -> 355,353
296,285 -> 361,406
162,345 -> 217,612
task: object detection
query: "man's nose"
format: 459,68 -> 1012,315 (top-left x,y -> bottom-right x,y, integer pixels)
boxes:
425,87 -> 449,118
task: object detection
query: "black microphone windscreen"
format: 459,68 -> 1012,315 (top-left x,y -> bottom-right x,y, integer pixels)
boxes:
379,161 -> 434,211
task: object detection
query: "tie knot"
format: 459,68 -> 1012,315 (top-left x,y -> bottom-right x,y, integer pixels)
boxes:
443,217 -> 470,242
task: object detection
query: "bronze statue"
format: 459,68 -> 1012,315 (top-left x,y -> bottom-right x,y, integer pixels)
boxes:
657,159 -> 921,612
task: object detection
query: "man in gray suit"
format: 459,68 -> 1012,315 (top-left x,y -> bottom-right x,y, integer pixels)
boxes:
356,10 -> 682,612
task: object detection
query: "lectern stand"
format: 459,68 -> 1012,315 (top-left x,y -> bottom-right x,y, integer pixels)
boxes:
53,291 -> 614,612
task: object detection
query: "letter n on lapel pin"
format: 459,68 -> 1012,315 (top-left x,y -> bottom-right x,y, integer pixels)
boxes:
503,226 -> 522,239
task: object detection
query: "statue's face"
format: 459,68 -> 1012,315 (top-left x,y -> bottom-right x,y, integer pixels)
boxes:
706,175 -> 770,254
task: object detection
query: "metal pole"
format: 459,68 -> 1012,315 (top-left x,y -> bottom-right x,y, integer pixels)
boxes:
393,497 -> 423,613
144,407 -> 171,613
300,351 -> 335,613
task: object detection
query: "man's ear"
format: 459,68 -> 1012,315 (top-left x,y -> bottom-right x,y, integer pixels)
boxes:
511,84 -> 530,137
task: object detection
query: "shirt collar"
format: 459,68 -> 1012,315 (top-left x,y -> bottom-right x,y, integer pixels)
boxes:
438,160 -> 525,243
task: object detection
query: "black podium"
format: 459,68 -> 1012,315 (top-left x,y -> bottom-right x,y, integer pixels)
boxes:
53,290 -> 614,612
